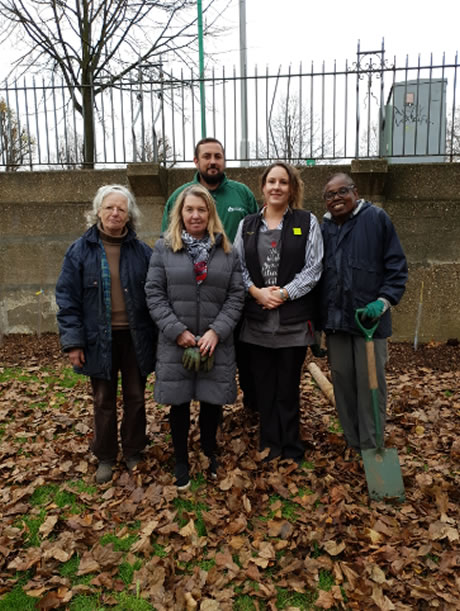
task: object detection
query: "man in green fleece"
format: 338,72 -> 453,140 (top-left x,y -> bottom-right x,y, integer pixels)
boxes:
161,137 -> 258,243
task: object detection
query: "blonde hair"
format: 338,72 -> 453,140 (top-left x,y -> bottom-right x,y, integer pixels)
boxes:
260,162 -> 304,209
165,185 -> 231,253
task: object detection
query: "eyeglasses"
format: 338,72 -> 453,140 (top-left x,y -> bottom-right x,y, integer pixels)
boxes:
101,205 -> 128,215
323,185 -> 355,201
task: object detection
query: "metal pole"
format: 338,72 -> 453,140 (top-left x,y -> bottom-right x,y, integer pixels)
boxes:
197,0 -> 206,138
239,0 -> 248,165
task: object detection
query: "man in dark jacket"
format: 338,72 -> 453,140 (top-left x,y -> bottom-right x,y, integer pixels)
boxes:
56,185 -> 156,484
320,173 -> 407,453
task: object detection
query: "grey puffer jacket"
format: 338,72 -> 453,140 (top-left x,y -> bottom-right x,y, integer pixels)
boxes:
145,235 -> 244,405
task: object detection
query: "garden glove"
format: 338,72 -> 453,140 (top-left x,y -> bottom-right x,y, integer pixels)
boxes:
310,343 -> 327,358
182,346 -> 201,372
310,330 -> 327,357
362,298 -> 386,320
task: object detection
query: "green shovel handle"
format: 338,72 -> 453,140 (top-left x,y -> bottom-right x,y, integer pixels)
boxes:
355,308 -> 380,342
355,308 -> 383,449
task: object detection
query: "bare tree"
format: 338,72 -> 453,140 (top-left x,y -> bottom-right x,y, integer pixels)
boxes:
135,132 -> 176,167
446,106 -> 460,160
257,94 -> 336,164
0,98 -> 34,170
0,0 -> 229,167
56,126 -> 84,169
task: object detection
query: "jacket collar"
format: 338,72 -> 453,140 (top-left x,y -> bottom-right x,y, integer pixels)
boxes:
323,199 -> 367,222
85,223 -> 136,243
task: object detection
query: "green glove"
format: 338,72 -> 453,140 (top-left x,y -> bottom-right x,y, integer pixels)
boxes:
363,299 -> 385,320
310,344 -> 327,358
200,352 -> 215,372
182,346 -> 201,371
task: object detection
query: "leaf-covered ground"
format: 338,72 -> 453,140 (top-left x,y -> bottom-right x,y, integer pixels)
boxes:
0,334 -> 459,610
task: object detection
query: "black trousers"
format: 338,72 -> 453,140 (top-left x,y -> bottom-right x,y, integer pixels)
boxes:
169,402 -> 222,465
90,330 -> 147,462
234,320 -> 256,410
249,343 -> 307,461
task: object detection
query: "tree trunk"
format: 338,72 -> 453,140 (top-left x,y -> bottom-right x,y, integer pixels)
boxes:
81,78 -> 95,168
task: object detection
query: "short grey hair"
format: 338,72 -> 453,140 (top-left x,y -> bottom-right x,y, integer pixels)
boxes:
86,184 -> 141,231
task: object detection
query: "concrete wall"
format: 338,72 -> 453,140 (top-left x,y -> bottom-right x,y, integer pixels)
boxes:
1,161 -> 459,342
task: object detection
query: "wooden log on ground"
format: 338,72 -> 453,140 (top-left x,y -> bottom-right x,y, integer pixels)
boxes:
307,362 -> 335,406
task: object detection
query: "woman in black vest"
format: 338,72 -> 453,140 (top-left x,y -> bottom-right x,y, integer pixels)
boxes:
233,162 -> 324,465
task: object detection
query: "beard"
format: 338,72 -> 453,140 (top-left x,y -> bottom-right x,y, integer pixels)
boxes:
199,168 -> 224,185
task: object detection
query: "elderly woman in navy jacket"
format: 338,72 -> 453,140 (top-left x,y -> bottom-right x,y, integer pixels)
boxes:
145,184 -> 244,490
56,185 -> 156,484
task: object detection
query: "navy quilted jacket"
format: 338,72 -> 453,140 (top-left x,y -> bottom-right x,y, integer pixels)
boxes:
55,225 -> 156,379
320,201 -> 408,339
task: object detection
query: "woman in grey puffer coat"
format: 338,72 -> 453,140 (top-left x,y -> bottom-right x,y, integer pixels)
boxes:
145,185 -> 244,490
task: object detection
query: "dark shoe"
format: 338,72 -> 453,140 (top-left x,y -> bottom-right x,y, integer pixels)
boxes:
262,448 -> 282,463
174,463 -> 190,491
208,455 -> 218,480
95,461 -> 114,484
125,454 -> 142,471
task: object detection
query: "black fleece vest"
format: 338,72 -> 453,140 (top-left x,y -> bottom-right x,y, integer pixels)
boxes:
242,209 -> 317,324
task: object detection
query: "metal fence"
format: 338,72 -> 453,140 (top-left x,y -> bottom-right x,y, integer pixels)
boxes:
1,41 -> 459,170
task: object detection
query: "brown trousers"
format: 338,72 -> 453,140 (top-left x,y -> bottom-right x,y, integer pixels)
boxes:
90,330 -> 147,462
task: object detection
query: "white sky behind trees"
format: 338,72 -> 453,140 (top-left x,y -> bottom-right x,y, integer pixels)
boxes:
208,0 -> 458,71
0,0 -> 457,80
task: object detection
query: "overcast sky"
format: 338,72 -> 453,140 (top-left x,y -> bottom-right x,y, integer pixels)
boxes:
0,0 -> 457,79
212,0 -> 458,70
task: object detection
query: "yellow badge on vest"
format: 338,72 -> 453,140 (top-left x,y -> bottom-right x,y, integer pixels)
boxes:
293,227 -> 302,235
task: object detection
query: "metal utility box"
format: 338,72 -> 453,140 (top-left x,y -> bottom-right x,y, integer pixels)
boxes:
380,79 -> 447,163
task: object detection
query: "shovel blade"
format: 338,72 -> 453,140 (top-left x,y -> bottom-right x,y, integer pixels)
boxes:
362,447 -> 405,502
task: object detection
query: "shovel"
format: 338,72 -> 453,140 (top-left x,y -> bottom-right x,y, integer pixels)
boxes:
355,309 -> 405,503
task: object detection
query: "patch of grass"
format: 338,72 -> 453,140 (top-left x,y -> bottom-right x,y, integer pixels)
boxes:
318,569 -> 335,591
173,497 -> 209,537
59,554 -> 80,580
0,424 -> 5,440
232,588 -> 267,611
30,483 -> 59,506
153,541 -> 168,558
129,519 -> 142,532
0,367 -> 15,383
54,367 -> 85,389
19,509 -> 47,547
58,555 -> 98,588
311,541 -> 321,558
76,574 -> 97,586
99,532 -> 139,552
69,594 -> 102,611
276,587 -> 314,609
30,483 -> 83,514
443,389 -> 453,397
198,557 -> 216,570
118,558 -> 142,585
112,592 -> 155,610
69,479 -> 98,496
233,594 -> 258,610
0,585 -> 36,611
262,494 -> 302,522
297,486 -> 314,497
190,472 -> 206,491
